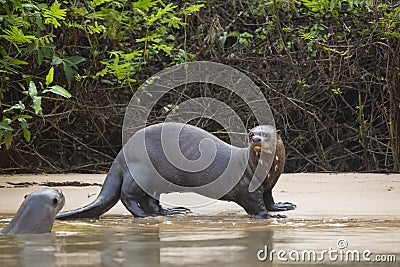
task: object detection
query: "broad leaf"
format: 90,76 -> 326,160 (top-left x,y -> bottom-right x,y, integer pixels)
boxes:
18,118 -> 31,142
28,81 -> 38,98
4,129 -> 12,149
62,61 -> 73,88
4,101 -> 25,113
32,96 -> 42,115
46,66 -> 54,86
0,122 -> 13,131
64,56 -> 86,65
43,85 -> 72,98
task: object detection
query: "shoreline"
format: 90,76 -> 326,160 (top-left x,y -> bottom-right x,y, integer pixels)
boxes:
1,173 -> 399,219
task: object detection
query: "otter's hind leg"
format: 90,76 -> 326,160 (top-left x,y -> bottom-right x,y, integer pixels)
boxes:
121,194 -> 149,218
264,190 -> 296,211
161,206 -> 191,215
142,197 -> 190,215
120,177 -> 153,217
139,197 -> 162,216
139,197 -> 191,216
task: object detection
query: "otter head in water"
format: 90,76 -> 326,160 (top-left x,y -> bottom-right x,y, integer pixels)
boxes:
0,188 -> 65,235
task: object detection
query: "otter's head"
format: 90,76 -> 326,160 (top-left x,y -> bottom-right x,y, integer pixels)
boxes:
248,125 -> 278,157
1,188 -> 65,235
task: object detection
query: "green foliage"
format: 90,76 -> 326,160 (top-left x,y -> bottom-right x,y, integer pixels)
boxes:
0,0 -> 204,149
0,0 -> 397,172
42,0 -> 67,28
1,26 -> 37,44
89,1 -> 204,86
96,50 -> 142,84
0,0 -> 74,149
51,55 -> 87,88
220,31 -> 254,48
28,81 -> 42,116
377,6 -> 400,38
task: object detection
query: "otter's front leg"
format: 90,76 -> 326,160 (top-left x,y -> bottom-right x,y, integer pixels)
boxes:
238,189 -> 286,219
263,190 -> 296,211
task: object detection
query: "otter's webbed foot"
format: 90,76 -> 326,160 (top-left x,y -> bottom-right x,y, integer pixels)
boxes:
252,211 -> 286,219
269,202 -> 297,211
161,206 -> 191,216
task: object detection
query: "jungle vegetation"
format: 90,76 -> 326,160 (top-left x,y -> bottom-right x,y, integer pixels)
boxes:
0,0 -> 399,173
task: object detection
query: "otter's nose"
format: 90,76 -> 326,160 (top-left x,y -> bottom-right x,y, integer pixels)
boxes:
252,136 -> 261,143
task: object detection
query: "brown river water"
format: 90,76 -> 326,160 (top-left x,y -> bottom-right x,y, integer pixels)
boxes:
0,213 -> 399,267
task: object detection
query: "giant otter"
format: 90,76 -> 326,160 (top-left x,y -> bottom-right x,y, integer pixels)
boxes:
57,122 -> 295,220
0,188 -> 65,235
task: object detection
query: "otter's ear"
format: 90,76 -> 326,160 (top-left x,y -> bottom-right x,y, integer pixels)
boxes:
24,195 -> 28,199
276,130 -> 281,135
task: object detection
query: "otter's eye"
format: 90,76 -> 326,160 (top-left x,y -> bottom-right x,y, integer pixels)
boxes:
24,195 -> 28,199
263,132 -> 271,138
53,198 -> 58,205
249,132 -> 254,137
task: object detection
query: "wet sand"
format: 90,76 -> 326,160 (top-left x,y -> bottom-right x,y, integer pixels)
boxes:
1,173 -> 399,219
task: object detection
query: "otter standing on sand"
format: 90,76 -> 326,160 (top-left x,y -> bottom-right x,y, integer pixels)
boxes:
57,122 -> 295,220
0,188 -> 65,235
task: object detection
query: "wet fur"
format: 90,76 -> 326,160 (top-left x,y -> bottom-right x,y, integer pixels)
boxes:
57,123 -> 295,220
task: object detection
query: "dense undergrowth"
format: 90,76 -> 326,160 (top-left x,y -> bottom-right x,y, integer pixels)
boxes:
0,0 -> 399,173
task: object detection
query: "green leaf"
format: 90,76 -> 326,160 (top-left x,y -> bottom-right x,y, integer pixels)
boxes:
63,61 -> 73,87
28,81 -> 38,98
4,129 -> 12,149
151,44 -> 173,54
91,0 -> 111,8
32,96 -> 42,115
146,3 -> 176,26
28,81 -> 43,115
0,122 -> 13,131
42,0 -> 67,28
51,55 -> 63,65
4,101 -> 25,113
1,26 -> 37,44
18,118 -> 30,142
13,115 -> 33,120
27,81 -> 42,115
161,16 -> 184,29
133,0 -> 157,11
64,56 -> 86,65
1,56 -> 29,67
38,49 -> 45,66
43,85 -> 72,98
23,129 -> 31,142
181,4 -> 205,15
46,66 -> 54,86
136,32 -> 161,43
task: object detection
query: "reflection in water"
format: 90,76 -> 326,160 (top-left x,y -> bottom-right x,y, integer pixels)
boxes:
0,215 -> 399,266
0,234 -> 56,267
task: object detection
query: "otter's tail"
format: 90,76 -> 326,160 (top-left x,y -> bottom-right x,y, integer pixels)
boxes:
56,164 -> 123,220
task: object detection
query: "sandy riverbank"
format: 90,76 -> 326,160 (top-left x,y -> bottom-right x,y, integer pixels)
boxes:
1,173 -> 399,219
